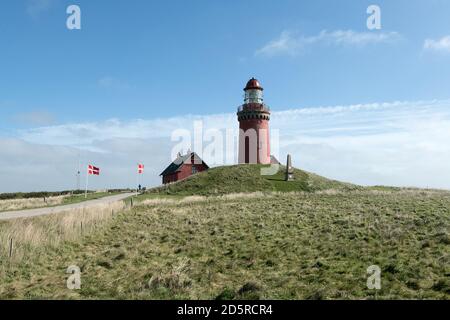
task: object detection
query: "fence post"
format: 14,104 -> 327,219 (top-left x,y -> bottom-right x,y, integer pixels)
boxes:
9,238 -> 13,258
80,221 -> 83,234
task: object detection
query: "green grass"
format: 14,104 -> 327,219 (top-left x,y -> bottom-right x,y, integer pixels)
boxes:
0,190 -> 84,201
61,192 -> 119,205
148,164 -> 359,196
0,165 -> 448,300
1,189 -> 449,299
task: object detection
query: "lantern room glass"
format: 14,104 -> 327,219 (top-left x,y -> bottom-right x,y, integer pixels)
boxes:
244,89 -> 264,104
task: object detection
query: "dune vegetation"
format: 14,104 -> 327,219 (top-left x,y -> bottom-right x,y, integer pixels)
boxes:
0,195 -> 68,213
0,192 -> 124,213
149,164 -> 359,196
0,165 -> 448,300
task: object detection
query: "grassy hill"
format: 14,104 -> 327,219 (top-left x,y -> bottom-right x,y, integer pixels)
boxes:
149,164 -> 359,196
0,165 -> 449,300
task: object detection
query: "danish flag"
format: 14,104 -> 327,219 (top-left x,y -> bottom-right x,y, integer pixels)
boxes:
88,165 -> 100,175
138,164 -> 144,174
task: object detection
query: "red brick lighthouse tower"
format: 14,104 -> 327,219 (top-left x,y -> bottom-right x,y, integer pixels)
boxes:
237,78 -> 271,164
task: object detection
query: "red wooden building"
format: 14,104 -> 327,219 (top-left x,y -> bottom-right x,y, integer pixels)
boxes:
160,152 -> 209,184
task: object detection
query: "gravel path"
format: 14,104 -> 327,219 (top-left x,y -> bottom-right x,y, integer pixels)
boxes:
0,193 -> 136,220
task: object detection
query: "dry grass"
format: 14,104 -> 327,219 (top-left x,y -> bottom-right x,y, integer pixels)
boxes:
0,196 -> 67,212
0,184 -> 448,300
133,190 -> 450,300
140,195 -> 207,206
0,201 -> 126,265
0,188 -> 447,300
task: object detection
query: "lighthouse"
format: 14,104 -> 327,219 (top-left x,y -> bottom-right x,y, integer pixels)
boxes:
237,78 -> 271,164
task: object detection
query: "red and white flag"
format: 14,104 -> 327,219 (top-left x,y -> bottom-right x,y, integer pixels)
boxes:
88,165 -> 100,175
138,164 -> 144,174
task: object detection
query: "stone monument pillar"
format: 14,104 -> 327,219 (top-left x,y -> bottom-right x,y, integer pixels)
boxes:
285,154 -> 294,181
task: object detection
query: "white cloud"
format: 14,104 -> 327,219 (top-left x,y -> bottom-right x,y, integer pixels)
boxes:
1,99 -> 450,192
256,31 -> 296,57
424,35 -> 450,53
256,30 -> 401,57
18,114 -> 237,149
0,137 -> 172,192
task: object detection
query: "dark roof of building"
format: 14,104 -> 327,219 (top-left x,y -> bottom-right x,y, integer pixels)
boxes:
160,152 -> 209,176
244,77 -> 263,91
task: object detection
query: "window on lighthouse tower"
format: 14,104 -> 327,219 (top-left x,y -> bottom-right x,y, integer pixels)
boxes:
245,89 -> 263,104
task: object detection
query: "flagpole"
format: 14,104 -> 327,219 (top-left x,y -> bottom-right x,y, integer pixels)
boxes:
85,166 -> 89,199
136,164 -> 139,195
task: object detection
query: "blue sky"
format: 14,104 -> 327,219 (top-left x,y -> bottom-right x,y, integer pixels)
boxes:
1,0 -> 450,192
